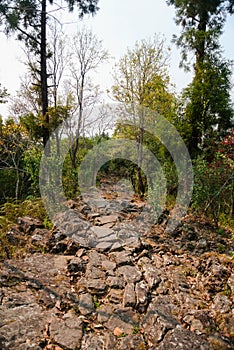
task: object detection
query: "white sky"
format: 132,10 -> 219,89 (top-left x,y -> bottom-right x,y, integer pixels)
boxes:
0,0 -> 233,117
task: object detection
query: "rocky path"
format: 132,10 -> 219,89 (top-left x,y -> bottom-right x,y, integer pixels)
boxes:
0,180 -> 234,349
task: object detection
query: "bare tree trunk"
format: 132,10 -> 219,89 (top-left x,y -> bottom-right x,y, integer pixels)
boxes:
137,126 -> 145,196
41,0 -> 50,152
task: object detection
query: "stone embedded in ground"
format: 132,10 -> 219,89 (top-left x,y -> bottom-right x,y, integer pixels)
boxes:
95,240 -> 115,251
50,312 -> 83,350
135,280 -> 149,306
90,226 -> 114,239
88,251 -> 108,266
76,277 -> 88,293
101,259 -> 116,273
67,257 -> 86,276
107,288 -> 124,304
142,297 -> 179,345
89,198 -> 108,209
106,276 -> 125,289
17,216 -> 44,234
0,295 -> 49,349
211,293 -> 232,314
110,241 -> 123,251
79,293 -> 94,315
116,265 -> 142,283
110,251 -> 132,265
95,214 -> 120,226
97,304 -> 113,324
123,283 -> 136,307
85,263 -> 106,279
157,326 -> 210,350
106,307 -> 139,335
118,334 -> 146,350
80,333 -> 105,350
87,279 -> 107,295
143,264 -> 162,288
117,227 -> 138,241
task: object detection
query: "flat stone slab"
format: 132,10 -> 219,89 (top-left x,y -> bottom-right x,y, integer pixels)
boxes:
95,214 -> 120,226
50,312 -> 83,349
91,226 -> 114,239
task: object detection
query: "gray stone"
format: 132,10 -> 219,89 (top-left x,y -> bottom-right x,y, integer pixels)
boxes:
17,216 -> 44,234
90,198 -> 107,208
107,276 -> 125,289
101,259 -> 116,273
117,265 -> 142,283
95,241 -> 114,250
107,288 -> 124,304
135,280 -> 149,305
211,293 -> 232,314
157,326 -> 210,350
123,283 -> 136,307
142,297 -> 179,345
81,333 -> 105,350
143,264 -> 161,288
87,279 -> 107,295
76,276 -> 88,293
110,251 -> 132,265
118,334 -> 146,350
88,251 -> 107,266
91,226 -> 114,239
85,264 -> 106,279
50,312 -> 83,350
0,300 -> 49,349
79,293 -> 94,315
104,332 -> 118,350
110,241 -> 124,251
106,308 -> 139,335
95,214 -> 119,226
97,304 -> 113,323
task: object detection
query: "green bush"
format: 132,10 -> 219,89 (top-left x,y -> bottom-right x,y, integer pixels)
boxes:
192,153 -> 234,227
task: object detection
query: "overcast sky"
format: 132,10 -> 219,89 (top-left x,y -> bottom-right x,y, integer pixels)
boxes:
0,0 -> 233,117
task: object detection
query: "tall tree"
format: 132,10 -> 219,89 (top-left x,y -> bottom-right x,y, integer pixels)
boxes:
0,0 -> 99,149
167,0 -> 234,156
112,35 -> 175,194
66,27 -> 108,169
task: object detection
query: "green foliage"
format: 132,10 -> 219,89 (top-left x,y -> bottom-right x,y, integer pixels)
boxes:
0,198 -> 49,223
167,0 -> 234,156
112,36 -> 176,195
192,153 -> 234,227
62,137 -> 94,198
23,146 -> 42,196
0,198 -> 51,260
0,117 -> 32,201
132,324 -> 140,334
0,169 -> 18,204
182,55 -> 234,155
112,34 -> 172,109
167,0 -> 234,69
93,295 -> 101,309
148,159 -> 177,218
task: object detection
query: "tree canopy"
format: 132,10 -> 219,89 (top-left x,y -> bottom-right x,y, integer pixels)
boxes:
167,0 -> 234,156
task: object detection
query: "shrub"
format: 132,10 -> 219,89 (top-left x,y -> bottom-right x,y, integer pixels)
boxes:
192,153 -> 234,227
